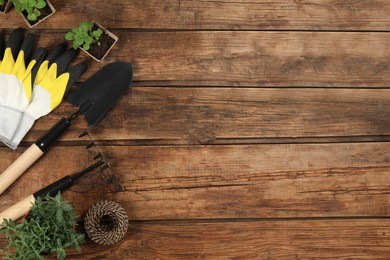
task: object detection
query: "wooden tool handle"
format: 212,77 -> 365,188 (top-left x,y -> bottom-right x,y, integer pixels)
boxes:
0,144 -> 44,195
0,194 -> 35,227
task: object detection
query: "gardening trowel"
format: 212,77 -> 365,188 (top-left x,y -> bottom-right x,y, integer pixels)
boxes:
0,62 -> 133,195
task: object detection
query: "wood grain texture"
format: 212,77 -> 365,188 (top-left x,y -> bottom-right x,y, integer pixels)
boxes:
12,30 -> 390,87
0,143 -> 389,219
10,88 -> 389,145
2,220 -> 388,259
0,1 -> 389,258
2,0 -> 390,30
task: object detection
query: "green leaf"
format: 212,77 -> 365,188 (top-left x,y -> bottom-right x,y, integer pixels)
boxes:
24,5 -> 32,13
55,193 -> 62,203
29,0 -> 37,7
83,42 -> 90,50
75,242 -> 81,252
72,40 -> 80,50
14,5 -> 23,13
56,208 -> 63,223
61,204 -> 73,212
80,21 -> 90,32
84,36 -> 93,45
35,0 -> 46,8
65,32 -> 74,41
74,38 -> 84,47
33,8 -> 40,16
92,29 -> 103,39
87,22 -> 94,30
27,12 -> 37,21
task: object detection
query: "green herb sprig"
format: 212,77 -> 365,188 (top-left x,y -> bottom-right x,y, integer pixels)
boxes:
0,193 -> 85,260
11,0 -> 47,21
65,21 -> 103,51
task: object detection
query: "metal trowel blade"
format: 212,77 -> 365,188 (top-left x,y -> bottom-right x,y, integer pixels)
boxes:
67,62 -> 133,126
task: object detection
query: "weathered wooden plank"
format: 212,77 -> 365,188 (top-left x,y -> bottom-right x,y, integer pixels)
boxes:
15,30 -> 390,87
2,0 -> 390,30
2,220 -> 389,259
9,88 -> 389,145
0,143 -> 389,219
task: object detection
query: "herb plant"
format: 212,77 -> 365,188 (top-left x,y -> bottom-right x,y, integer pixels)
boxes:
11,0 -> 47,21
0,193 -> 85,260
65,21 -> 103,51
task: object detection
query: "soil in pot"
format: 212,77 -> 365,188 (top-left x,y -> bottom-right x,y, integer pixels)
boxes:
0,0 -> 9,12
22,3 -> 53,26
87,24 -> 116,61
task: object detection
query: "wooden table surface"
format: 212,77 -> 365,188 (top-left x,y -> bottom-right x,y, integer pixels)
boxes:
1,0 -> 390,259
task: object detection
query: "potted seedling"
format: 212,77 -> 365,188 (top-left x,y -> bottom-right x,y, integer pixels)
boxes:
65,21 -> 118,62
0,0 -> 12,13
11,0 -> 55,27
0,194 -> 84,260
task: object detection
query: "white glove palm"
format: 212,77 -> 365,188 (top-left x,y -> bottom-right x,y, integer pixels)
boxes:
10,46 -> 87,148
0,30 -> 44,149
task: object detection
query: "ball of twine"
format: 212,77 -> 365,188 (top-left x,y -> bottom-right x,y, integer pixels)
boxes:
84,200 -> 128,245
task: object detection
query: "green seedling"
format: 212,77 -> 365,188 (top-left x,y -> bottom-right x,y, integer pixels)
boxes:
65,21 -> 103,51
0,193 -> 84,260
11,0 -> 47,21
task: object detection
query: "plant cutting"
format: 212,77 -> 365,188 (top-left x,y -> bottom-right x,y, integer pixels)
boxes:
66,21 -> 118,62
0,0 -> 12,13
11,0 -> 56,27
0,193 -> 84,260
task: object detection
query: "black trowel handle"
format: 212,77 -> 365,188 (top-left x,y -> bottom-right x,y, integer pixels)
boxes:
35,118 -> 72,152
0,118 -> 71,196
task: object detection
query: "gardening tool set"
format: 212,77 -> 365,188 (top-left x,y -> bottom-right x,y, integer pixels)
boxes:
0,29 -> 132,226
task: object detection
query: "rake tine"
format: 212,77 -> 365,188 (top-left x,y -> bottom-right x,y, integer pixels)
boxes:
94,153 -> 103,160
86,142 -> 96,149
78,131 -> 125,194
78,131 -> 89,138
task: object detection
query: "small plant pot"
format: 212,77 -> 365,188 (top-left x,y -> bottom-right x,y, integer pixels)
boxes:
80,21 -> 118,62
0,0 -> 12,13
19,0 -> 56,27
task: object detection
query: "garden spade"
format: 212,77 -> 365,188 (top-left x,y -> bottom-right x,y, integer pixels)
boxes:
0,62 -> 133,195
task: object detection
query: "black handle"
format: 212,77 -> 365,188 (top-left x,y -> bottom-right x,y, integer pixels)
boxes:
32,156 -> 106,199
35,118 -> 71,152
33,176 -> 74,198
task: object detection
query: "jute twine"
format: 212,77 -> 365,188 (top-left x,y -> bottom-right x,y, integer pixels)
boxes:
84,200 -> 128,245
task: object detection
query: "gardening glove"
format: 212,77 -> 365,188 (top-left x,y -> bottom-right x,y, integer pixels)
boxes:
9,45 -> 87,148
0,29 -> 46,149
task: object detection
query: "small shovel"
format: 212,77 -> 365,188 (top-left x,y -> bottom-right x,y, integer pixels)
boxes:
0,62 -> 133,195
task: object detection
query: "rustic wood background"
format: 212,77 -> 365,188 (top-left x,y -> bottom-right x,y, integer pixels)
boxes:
1,0 -> 390,258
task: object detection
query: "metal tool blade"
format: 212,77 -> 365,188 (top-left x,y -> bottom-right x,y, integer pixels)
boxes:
67,62 -> 133,126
